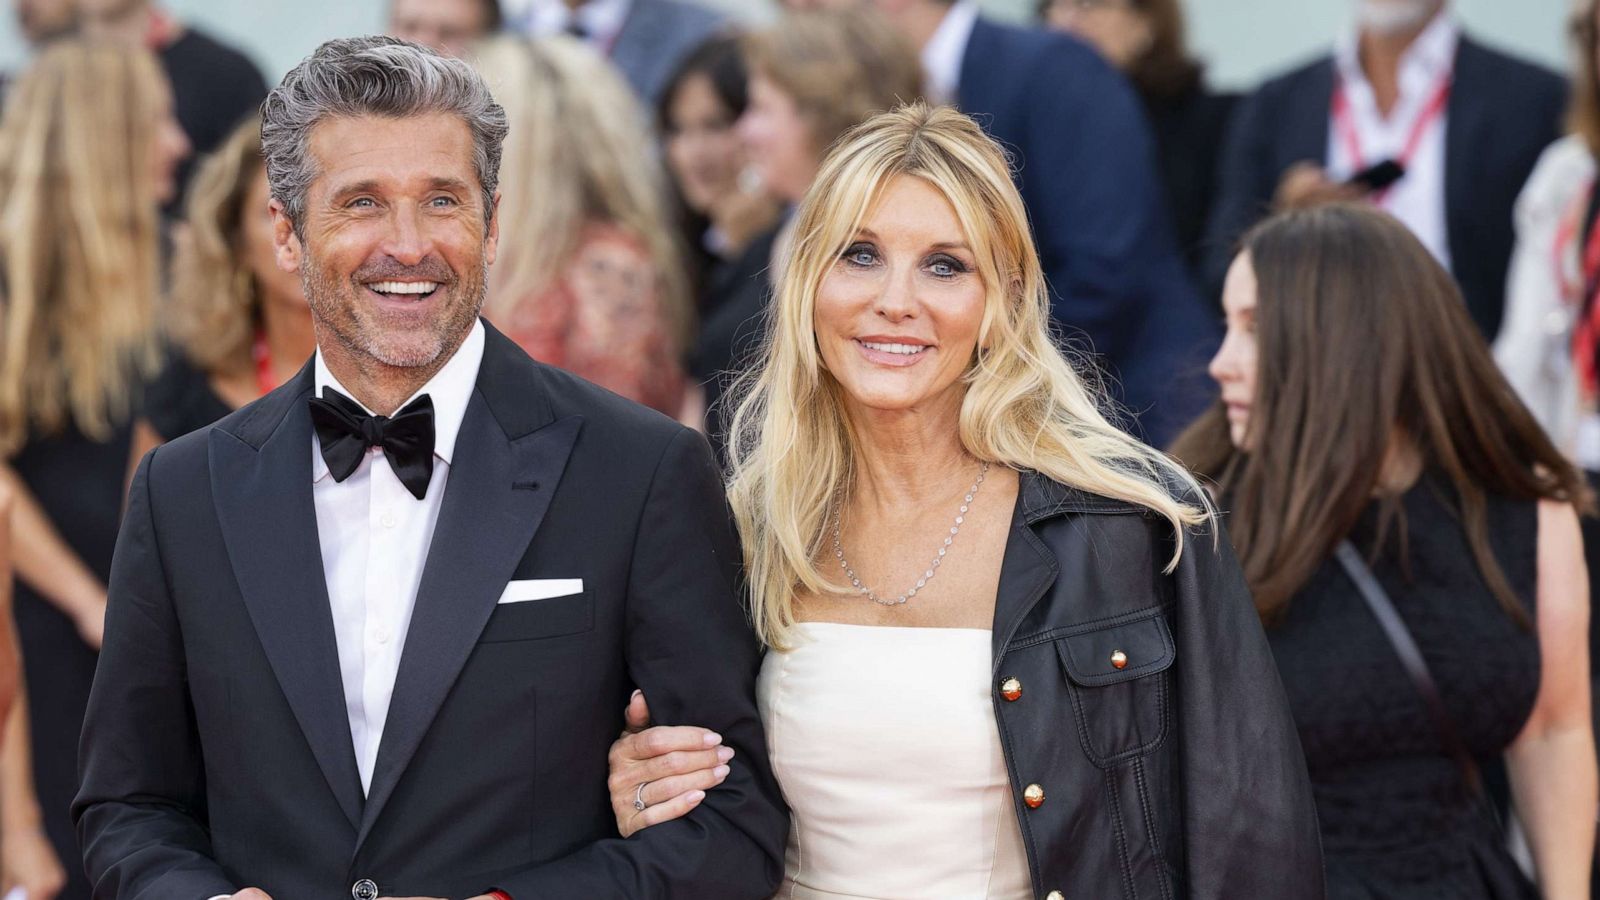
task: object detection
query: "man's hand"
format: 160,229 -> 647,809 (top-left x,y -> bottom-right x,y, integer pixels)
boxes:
607,691 -> 732,838
227,890 -> 273,900
1273,161 -> 1367,212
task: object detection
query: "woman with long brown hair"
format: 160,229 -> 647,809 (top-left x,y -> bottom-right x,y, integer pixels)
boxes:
136,115 -> 314,453
1172,204 -> 1595,898
0,39 -> 189,900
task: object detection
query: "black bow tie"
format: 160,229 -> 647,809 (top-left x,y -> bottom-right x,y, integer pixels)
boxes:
308,388 -> 436,500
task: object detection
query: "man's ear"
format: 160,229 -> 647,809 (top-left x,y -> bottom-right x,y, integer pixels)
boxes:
269,197 -> 303,274
484,190 -> 501,268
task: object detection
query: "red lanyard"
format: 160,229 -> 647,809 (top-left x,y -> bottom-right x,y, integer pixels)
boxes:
1331,70 -> 1453,204
253,328 -> 276,398
1570,193 -> 1600,399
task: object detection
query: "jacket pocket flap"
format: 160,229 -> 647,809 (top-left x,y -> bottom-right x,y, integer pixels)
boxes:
1056,608 -> 1175,687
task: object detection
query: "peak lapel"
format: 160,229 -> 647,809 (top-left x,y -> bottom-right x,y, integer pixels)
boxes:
355,387 -> 582,849
209,366 -> 364,829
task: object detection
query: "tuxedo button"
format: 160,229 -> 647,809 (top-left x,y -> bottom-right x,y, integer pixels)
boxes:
352,879 -> 378,900
380,511 -> 397,528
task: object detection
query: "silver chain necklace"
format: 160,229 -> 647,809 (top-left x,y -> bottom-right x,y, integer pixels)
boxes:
832,461 -> 991,607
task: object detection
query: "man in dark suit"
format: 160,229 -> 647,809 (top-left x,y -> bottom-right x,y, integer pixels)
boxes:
73,36 -> 785,900
867,0 -> 1219,445
1205,0 -> 1567,339
511,0 -> 724,105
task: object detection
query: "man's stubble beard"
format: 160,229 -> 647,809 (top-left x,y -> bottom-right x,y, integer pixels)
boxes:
301,248 -> 490,372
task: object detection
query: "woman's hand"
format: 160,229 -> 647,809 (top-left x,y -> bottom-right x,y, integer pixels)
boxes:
607,691 -> 734,838
2,823 -> 66,900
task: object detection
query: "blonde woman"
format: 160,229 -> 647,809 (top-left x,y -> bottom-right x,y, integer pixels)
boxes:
0,40 -> 188,900
472,35 -> 693,419
604,104 -> 1324,897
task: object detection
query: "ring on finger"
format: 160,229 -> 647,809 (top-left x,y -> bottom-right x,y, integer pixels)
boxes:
633,780 -> 650,812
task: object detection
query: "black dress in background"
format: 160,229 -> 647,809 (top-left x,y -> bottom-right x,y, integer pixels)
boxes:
11,420 -> 136,900
1266,475 -> 1539,899
691,223 -> 781,462
158,26 -> 268,212
144,351 -> 232,443
1141,83 -> 1237,283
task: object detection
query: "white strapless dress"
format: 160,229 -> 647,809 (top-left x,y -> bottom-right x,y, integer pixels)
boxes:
756,622 -> 1033,900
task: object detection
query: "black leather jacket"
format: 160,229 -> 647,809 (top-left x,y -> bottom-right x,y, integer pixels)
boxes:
991,472 -> 1324,899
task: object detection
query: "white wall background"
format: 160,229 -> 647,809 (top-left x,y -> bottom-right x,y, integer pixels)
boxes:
0,1 -> 1571,93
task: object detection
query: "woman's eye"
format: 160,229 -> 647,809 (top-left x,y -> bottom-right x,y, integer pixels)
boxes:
927,255 -> 968,278
843,243 -> 878,267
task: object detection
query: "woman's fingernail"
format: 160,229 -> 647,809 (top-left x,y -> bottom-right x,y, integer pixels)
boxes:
631,689 -> 642,701
716,746 -> 735,762
702,732 -> 723,746
688,790 -> 706,803
713,765 -> 731,779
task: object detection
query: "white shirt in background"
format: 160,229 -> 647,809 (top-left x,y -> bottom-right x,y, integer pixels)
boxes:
1326,11 -> 1459,270
310,320 -> 485,795
509,0 -> 633,49
919,0 -> 979,107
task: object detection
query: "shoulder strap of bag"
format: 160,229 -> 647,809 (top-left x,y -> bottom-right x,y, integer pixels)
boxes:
1333,540 -> 1488,801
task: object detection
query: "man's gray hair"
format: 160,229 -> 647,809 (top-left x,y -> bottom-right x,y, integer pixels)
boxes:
261,36 -> 509,233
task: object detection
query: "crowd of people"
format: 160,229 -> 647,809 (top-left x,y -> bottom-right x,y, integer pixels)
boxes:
0,0 -> 1596,897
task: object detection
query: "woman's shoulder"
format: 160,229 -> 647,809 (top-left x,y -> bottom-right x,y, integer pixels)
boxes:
1518,135 -> 1595,219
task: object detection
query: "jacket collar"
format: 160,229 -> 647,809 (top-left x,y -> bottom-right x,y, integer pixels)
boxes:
1018,469 -> 1144,522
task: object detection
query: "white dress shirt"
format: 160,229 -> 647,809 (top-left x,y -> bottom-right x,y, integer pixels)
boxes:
919,0 -> 978,107
509,0 -> 632,49
311,320 -> 485,795
1326,11 -> 1459,269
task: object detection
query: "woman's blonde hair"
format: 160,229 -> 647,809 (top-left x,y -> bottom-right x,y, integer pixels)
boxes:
471,35 -> 691,346
744,8 -> 923,156
0,40 -> 167,453
167,116 -> 266,378
727,104 -> 1209,648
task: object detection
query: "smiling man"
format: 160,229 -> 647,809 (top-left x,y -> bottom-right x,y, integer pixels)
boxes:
72,36 -> 785,900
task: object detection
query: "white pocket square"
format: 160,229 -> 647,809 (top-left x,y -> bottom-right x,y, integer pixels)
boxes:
498,578 -> 584,604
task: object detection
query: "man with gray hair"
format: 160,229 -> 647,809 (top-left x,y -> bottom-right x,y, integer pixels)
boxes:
73,36 -> 785,900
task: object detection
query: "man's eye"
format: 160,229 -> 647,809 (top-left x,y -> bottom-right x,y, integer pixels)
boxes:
349,197 -> 376,209
429,196 -> 456,208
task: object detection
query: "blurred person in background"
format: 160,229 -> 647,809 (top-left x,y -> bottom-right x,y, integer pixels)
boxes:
473,36 -> 694,419
863,0 -> 1218,446
389,0 -> 502,59
1038,0 -> 1236,281
1173,204 -> 1595,899
1496,12 -> 1600,888
505,0 -> 723,105
1206,0 -> 1566,339
694,8 -> 921,454
137,116 -> 314,452
0,40 -> 188,900
13,0 -> 75,46
0,486 -> 47,900
78,0 -> 267,212
657,33 -> 779,323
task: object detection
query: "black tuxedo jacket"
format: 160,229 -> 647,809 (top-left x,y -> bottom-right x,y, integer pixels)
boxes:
74,323 -> 787,899
1204,34 -> 1567,338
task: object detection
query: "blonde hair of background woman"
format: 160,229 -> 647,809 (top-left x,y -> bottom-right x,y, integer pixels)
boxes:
726,104 -> 1210,649
471,35 -> 691,347
0,41 -> 166,454
166,116 -> 266,379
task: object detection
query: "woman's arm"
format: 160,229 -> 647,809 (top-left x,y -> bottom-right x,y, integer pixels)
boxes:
0,463 -> 105,649
1505,498 -> 1596,899
0,688 -> 66,900
606,692 -> 732,837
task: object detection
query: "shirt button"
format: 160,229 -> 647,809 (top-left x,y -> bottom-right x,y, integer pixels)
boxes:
373,628 -> 391,645
352,880 -> 379,900
380,511 -> 397,529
